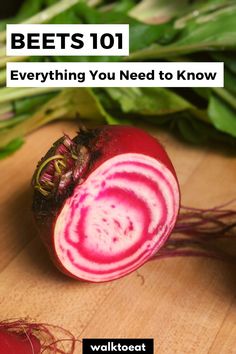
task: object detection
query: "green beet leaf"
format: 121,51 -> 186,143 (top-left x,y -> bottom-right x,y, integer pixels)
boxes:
208,94 -> 236,138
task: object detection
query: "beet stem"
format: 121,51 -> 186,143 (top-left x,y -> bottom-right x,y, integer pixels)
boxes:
35,154 -> 66,196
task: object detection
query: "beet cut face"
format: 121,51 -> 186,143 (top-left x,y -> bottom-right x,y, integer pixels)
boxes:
32,126 -> 180,282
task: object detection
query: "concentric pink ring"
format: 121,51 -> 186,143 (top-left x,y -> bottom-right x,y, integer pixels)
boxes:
54,153 -> 180,282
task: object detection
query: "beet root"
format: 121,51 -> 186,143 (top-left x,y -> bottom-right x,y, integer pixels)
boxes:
32,125 -> 180,282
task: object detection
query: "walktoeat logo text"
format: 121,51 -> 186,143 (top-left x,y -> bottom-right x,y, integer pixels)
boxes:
82,338 -> 154,354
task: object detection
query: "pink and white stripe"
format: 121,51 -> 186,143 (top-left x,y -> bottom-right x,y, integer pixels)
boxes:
54,153 -> 180,282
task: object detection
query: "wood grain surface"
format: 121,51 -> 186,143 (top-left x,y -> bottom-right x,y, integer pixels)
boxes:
0,121 -> 236,353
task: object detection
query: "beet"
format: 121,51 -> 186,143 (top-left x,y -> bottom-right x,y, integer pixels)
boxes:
32,125 -> 180,282
0,328 -> 41,354
0,319 -> 77,354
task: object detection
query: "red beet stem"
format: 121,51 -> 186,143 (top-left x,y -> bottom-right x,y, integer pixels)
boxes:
32,126 -> 180,282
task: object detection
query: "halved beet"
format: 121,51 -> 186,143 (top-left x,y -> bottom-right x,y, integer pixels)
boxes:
32,125 -> 180,282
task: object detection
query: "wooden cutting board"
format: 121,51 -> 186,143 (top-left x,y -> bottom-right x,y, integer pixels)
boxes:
0,121 -> 236,353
